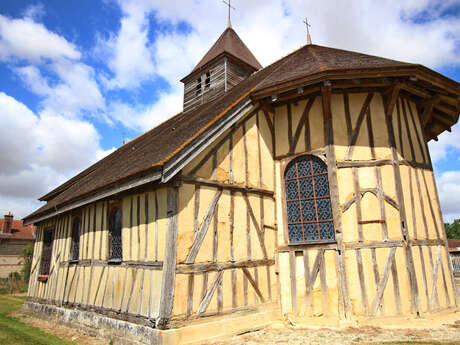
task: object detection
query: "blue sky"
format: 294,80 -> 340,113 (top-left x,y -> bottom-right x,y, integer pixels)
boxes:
0,0 -> 459,220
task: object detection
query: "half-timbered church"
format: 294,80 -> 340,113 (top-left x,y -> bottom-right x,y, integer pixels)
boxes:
24,15 -> 460,345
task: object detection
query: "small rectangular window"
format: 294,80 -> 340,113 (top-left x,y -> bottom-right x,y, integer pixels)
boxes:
39,228 -> 54,276
70,216 -> 81,261
196,77 -> 202,96
109,205 -> 122,261
205,71 -> 211,88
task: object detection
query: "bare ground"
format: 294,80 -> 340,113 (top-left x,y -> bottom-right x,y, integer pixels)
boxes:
206,321 -> 460,345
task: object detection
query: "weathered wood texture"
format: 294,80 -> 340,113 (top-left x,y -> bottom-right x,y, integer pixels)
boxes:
183,58 -> 253,113
28,189 -> 169,322
174,110 -> 277,319
28,88 -> 455,328
273,91 -> 455,318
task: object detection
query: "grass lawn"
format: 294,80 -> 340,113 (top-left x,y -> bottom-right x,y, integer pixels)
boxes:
0,295 -> 75,345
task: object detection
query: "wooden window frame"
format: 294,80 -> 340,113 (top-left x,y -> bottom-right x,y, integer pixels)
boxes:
108,202 -> 122,263
196,77 -> 202,96
38,227 -> 54,281
205,71 -> 211,88
69,214 -> 81,263
282,153 -> 336,246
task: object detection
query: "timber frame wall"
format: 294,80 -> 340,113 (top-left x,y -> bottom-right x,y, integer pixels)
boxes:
271,87 -> 457,318
27,83 -> 458,330
27,187 -> 173,328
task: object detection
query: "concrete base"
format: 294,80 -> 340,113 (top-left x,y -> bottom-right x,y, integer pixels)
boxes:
22,301 -> 279,345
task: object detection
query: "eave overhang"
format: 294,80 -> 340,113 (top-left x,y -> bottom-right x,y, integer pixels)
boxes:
23,95 -> 257,226
251,65 -> 460,142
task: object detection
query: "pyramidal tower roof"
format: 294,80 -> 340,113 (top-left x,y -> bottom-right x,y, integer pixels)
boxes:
185,27 -> 262,79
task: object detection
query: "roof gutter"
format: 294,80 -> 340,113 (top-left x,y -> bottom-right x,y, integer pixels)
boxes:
23,169 -> 162,226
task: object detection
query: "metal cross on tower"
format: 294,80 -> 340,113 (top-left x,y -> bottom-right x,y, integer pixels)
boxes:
303,17 -> 312,45
222,0 -> 236,28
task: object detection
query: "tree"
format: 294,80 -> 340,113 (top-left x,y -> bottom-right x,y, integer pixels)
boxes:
21,244 -> 34,283
445,219 -> 460,239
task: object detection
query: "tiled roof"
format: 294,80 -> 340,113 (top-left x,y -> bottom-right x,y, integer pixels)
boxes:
254,44 -> 412,92
0,218 -> 36,240
25,42 -> 460,222
448,239 -> 460,252
187,27 -> 262,77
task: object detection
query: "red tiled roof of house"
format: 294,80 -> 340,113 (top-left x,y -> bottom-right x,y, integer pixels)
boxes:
448,239 -> 460,252
24,43 -> 460,223
0,217 -> 36,240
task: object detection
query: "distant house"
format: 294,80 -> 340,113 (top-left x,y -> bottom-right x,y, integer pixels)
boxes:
448,239 -> 460,273
0,212 -> 36,278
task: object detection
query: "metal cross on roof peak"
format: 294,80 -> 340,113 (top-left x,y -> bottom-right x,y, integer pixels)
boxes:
222,0 -> 236,28
303,17 -> 312,45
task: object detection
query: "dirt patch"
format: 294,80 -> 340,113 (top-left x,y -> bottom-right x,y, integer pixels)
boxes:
16,313 -> 108,345
206,323 -> 460,345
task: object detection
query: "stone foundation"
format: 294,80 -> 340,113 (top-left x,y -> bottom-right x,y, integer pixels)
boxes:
22,301 -> 162,345
22,301 -> 279,345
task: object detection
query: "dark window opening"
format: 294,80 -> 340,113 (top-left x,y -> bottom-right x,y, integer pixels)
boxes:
196,77 -> 202,96
39,229 -> 54,276
70,216 -> 81,261
108,206 -> 122,260
284,155 -> 335,244
205,71 -> 211,88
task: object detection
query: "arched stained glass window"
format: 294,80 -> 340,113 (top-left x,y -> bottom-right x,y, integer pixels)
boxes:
284,155 -> 335,244
109,207 -> 122,260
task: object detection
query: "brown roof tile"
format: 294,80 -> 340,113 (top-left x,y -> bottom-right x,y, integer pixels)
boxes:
186,27 -> 262,78
254,44 -> 413,92
25,42 -> 460,222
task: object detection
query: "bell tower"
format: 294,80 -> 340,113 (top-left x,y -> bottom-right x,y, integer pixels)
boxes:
180,26 -> 262,113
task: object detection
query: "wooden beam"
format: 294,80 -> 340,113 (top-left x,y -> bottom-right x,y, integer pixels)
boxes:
321,84 -> 351,318
243,194 -> 268,259
242,267 -> 266,303
385,83 -> 402,116
289,96 -> 315,154
289,251 -> 297,313
370,247 -> 396,316
346,93 -> 374,160
422,96 -> 441,126
430,246 -> 442,308
177,259 -> 275,275
156,186 -> 179,329
197,271 -> 223,315
182,175 -> 274,198
185,189 -> 222,264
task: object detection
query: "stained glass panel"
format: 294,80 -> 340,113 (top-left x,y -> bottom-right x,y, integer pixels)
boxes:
284,155 -> 335,244
39,229 -> 54,275
109,207 -> 123,259
70,217 -> 81,261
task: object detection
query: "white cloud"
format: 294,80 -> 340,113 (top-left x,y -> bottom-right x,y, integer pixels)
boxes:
98,0 -> 460,130
0,92 -> 106,218
109,91 -> 181,131
429,123 -> 460,163
22,3 -> 45,21
0,14 -> 80,63
436,170 -> 460,222
100,0 -> 156,89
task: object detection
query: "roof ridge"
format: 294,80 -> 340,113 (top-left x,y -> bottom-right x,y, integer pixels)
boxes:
251,44 -> 311,90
